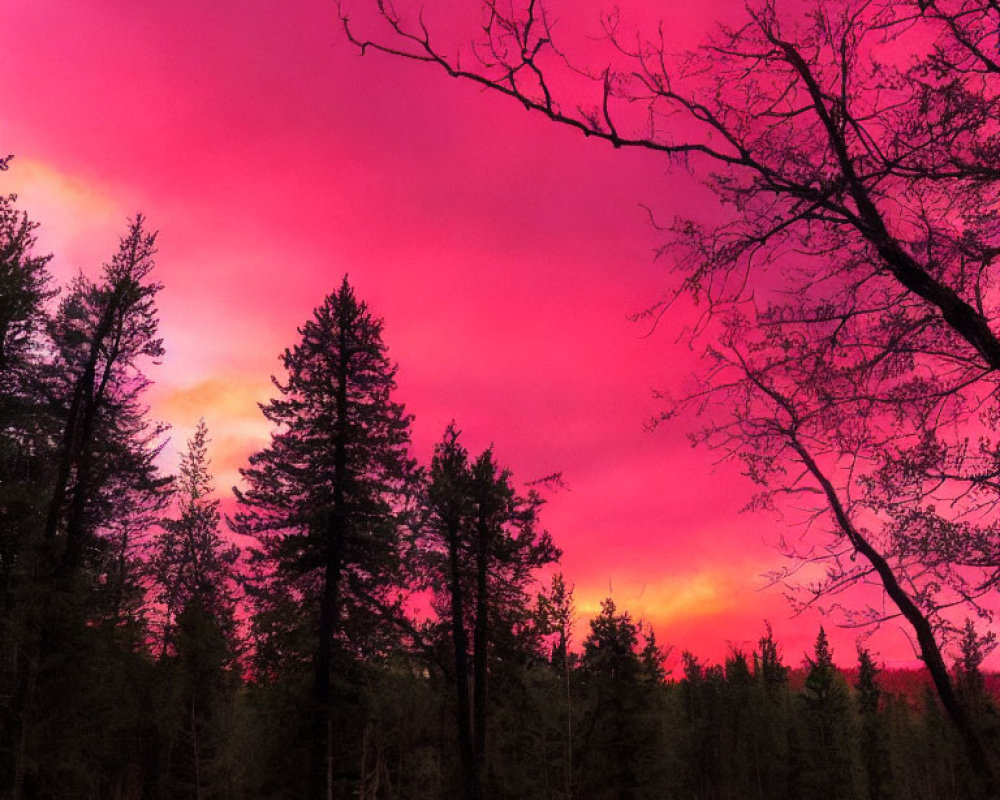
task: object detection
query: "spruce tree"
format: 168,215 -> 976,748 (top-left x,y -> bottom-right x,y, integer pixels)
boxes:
0,188 -> 54,612
43,215 -> 168,578
0,189 -> 56,795
423,424 -> 558,800
151,419 -> 240,797
233,276 -> 415,799
639,627 -> 667,685
754,623 -> 789,696
578,600 -> 668,800
0,191 -> 53,379
535,572 -> 575,797
855,645 -> 890,800
750,626 -> 793,800
954,620 -> 993,720
12,215 -> 168,797
425,424 -> 478,800
581,598 -> 640,682
537,572 -> 574,671
954,619 -> 999,775
466,444 -> 557,779
799,627 -> 857,800
153,418 -> 237,654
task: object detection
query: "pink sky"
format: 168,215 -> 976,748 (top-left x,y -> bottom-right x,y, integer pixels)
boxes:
1,0 -> 928,669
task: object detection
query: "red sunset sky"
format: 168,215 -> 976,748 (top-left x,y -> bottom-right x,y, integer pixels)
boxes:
2,0 -> 926,669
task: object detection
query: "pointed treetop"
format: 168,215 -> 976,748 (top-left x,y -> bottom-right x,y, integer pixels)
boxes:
855,644 -> 881,714
754,621 -> 788,690
810,625 -> 833,668
178,418 -> 213,501
430,422 -> 471,500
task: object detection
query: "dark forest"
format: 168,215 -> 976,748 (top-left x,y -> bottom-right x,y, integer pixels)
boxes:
6,0 -> 1000,796
2,188 -> 999,799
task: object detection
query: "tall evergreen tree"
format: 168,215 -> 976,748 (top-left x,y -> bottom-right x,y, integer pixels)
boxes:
537,572 -> 574,672
153,418 -> 237,654
423,425 -> 558,800
0,189 -> 55,795
754,623 -> 789,697
151,419 -> 240,798
425,425 -> 479,800
233,276 -> 415,799
719,649 -> 758,798
43,215 -> 167,577
577,599 -> 670,800
855,645 -> 890,800
638,627 -> 667,685
0,189 -> 55,599
953,620 -> 999,775
12,215 -> 169,798
0,191 -> 53,380
466,445 -> 557,781
799,627 -> 857,800
535,572 -> 575,798
954,621 -> 993,719
750,626 -> 793,800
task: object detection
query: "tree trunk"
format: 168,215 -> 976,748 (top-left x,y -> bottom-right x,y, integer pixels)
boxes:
311,316 -> 351,800
313,509 -> 349,797
472,505 -> 490,787
191,697 -> 202,800
447,517 -> 479,800
312,509 -> 344,800
564,640 -> 572,800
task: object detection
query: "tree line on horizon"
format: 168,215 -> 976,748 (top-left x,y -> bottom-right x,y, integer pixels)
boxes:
1,185 -> 999,800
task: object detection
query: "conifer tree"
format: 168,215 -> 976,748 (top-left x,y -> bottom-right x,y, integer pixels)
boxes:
153,418 -> 237,654
639,626 -> 667,685
535,572 -> 575,797
581,598 -> 640,682
233,276 -> 415,799
578,599 -> 669,800
421,424 -> 559,799
537,572 -> 574,671
0,191 -> 53,381
799,627 -> 857,800
11,215 -> 168,798
466,445 -> 557,775
150,419 -> 241,796
425,425 -> 478,800
954,619 -> 999,765
43,215 -> 167,577
0,189 -> 55,605
955,620 -> 992,715
749,626 -> 793,799
855,646 -> 880,717
0,188 -> 56,796
754,623 -> 789,696
720,649 -> 758,797
802,628 -> 839,707
855,645 -> 890,800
